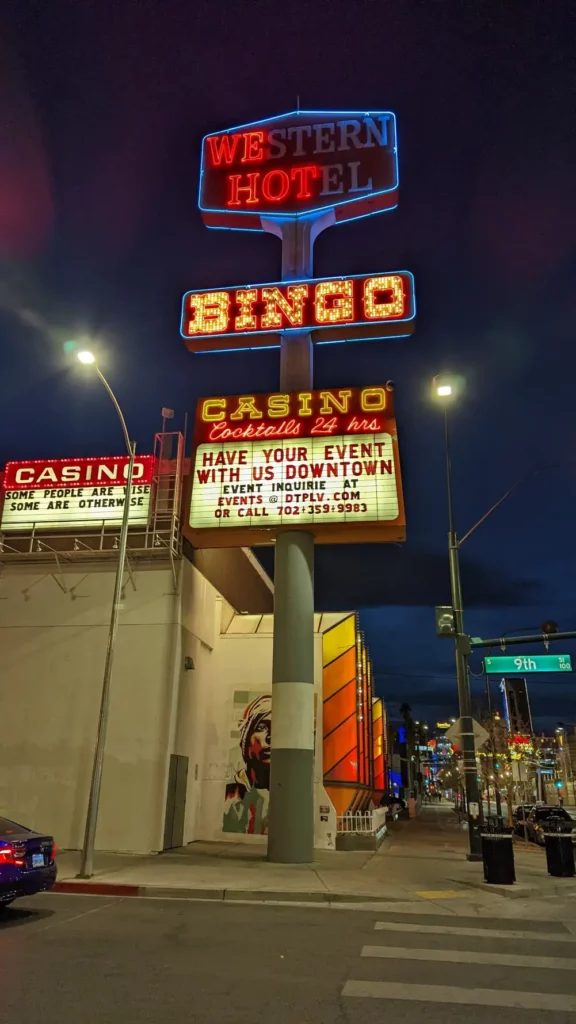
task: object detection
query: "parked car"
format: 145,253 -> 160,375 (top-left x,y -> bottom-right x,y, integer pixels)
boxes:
0,816 -> 57,908
513,804 -> 535,836
524,806 -> 575,846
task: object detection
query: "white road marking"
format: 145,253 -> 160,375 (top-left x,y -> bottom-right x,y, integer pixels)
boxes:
362,944 -> 576,970
343,980 -> 576,1011
374,920 -> 576,942
35,898 -> 122,932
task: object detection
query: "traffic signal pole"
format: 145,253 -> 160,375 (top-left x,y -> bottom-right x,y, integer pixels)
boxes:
471,630 -> 576,648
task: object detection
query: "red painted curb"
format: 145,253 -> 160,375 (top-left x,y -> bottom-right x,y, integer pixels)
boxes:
54,881 -> 140,897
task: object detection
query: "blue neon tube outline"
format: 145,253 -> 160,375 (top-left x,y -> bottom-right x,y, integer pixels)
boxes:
197,109 -> 398,221
180,270 -> 415,341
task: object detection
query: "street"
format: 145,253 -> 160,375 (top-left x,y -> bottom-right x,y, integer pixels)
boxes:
3,892 -> 576,1022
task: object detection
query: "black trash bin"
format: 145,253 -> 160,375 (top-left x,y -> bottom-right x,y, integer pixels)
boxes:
481,823 -> 515,885
543,817 -> 575,878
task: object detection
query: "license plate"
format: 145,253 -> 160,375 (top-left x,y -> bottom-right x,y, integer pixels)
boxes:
32,854 -> 44,868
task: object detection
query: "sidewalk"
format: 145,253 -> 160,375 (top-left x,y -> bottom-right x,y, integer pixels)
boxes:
54,805 -> 576,916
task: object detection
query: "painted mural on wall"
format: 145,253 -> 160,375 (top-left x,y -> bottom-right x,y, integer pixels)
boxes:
223,691 -> 271,834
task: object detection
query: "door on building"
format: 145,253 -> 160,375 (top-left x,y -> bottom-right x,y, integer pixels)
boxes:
163,754 -> 189,850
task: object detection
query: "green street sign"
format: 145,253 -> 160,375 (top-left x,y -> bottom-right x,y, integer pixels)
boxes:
483,654 -> 572,674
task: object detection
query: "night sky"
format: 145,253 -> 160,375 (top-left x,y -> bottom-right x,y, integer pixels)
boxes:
1,1 -> 575,730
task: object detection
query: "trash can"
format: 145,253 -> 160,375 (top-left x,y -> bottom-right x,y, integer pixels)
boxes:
481,823 -> 515,885
543,818 -> 575,878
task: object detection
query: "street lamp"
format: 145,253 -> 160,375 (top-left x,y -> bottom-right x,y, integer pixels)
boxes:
433,373 -> 483,860
76,350 -> 136,878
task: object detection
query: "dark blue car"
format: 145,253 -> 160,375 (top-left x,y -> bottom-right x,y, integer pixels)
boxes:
0,816 -> 57,907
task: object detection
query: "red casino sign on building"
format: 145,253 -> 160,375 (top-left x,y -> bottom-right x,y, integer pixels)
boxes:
0,455 -> 155,532
199,110 -> 398,230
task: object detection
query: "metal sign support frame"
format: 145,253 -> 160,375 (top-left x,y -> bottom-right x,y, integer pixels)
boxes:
263,213 -> 332,863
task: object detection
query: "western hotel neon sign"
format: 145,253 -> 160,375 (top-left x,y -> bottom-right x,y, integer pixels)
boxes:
199,110 -> 398,229
181,271 -> 415,352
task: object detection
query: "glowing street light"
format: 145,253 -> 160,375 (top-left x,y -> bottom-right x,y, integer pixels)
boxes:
76,349 -> 136,878
77,350 -> 96,365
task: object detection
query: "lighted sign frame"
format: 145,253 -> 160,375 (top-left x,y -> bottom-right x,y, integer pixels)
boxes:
181,271 -> 415,353
199,109 -> 398,231
183,385 -> 405,547
0,454 -> 155,533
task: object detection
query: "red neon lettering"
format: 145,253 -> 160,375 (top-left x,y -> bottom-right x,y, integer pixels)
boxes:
227,173 -> 260,207
347,416 -> 382,433
208,419 -> 302,442
241,131 -> 265,163
261,169 -> 290,202
310,416 -> 338,436
224,165 -> 322,209
290,165 -> 320,199
206,134 -> 242,167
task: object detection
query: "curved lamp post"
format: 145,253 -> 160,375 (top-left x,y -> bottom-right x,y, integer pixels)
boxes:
76,350 -> 136,878
433,374 -> 483,860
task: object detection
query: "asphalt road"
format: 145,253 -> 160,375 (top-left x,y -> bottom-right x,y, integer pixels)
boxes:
2,893 -> 576,1022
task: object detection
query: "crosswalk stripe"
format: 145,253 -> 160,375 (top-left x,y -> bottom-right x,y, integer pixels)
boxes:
362,944 -> 576,970
342,980 -> 576,1011
374,921 -> 576,942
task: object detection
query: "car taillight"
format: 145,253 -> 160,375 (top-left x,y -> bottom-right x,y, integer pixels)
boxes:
0,845 -> 25,867
51,842 -> 58,860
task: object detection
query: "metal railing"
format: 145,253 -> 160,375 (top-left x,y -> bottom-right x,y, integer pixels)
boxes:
337,808 -> 387,835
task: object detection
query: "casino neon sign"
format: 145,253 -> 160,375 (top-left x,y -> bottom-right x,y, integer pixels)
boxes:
181,271 -> 415,352
199,110 -> 398,230
185,385 -> 405,547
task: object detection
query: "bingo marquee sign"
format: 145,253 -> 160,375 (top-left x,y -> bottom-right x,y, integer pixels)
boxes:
181,271 -> 415,352
184,385 -> 405,547
0,455 -> 155,532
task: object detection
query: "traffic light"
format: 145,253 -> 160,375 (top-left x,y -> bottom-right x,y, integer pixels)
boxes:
555,779 -> 564,791
542,620 -> 559,635
435,606 -> 455,637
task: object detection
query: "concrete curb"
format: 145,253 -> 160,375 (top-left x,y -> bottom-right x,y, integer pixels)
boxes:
450,877 -> 576,900
53,880 -> 405,904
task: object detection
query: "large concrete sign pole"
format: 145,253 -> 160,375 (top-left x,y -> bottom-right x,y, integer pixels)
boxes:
265,214 -> 330,863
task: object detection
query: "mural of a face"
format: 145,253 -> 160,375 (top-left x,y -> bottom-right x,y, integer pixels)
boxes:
223,692 -> 272,835
245,715 -> 271,789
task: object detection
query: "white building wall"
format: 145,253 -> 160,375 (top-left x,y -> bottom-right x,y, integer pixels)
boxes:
0,559 -> 219,854
0,557 -> 337,855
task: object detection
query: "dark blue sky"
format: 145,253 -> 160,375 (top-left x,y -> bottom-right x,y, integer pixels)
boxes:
1,0 -> 575,729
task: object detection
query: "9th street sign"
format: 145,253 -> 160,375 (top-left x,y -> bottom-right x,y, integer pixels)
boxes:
484,654 -> 573,674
